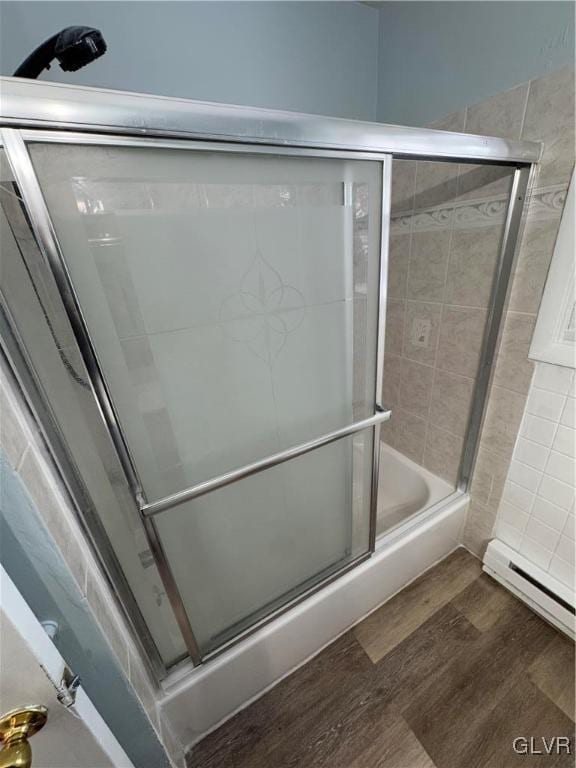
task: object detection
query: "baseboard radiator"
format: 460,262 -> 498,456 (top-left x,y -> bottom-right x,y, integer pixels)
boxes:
483,539 -> 575,639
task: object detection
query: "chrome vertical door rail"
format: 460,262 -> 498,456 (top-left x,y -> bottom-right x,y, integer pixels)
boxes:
0,127 -> 203,666
458,166 -> 534,489
369,156 -> 393,551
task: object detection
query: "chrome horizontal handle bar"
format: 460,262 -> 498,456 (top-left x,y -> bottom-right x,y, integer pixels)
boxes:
141,409 -> 392,518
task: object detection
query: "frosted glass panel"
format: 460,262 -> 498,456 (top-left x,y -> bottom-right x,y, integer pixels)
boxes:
155,428 -> 374,655
30,142 -> 382,659
30,144 -> 381,502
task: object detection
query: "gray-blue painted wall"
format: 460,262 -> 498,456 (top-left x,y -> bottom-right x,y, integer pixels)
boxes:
0,1 -> 380,120
377,1 -> 575,125
0,2 -> 573,126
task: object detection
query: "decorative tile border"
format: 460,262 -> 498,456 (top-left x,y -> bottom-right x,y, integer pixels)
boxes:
391,184 -> 567,234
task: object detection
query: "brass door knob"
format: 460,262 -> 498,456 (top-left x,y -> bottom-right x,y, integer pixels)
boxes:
0,707 -> 48,768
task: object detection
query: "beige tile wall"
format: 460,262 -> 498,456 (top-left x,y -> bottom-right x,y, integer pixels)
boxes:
387,67 -> 574,557
382,110 -> 516,488
465,67 -> 574,556
0,369 -> 186,768
382,67 -> 574,557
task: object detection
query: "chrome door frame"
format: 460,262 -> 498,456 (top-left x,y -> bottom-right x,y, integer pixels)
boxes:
0,77 -> 540,163
0,78 -> 540,678
1,125 -> 393,670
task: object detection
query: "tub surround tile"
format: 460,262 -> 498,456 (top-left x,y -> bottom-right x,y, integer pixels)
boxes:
508,218 -> 561,314
423,425 -> 464,487
390,70 -> 572,566
17,447 -> 87,592
380,407 -> 427,465
436,306 -> 487,378
407,230 -> 450,303
444,227 -> 501,308
465,83 -> 528,140
385,299 -> 406,357
398,358 -> 434,419
413,161 -> 460,211
382,354 -> 402,408
522,66 -> 575,188
455,164 -> 513,204
492,312 -> 536,395
86,571 -> 130,671
463,499 -> 499,558
388,234 -> 410,299
403,301 -> 442,366
429,369 -> 474,437
391,160 -> 416,214
469,446 -> 509,512
479,386 -> 526,457
128,649 -> 160,731
430,110 -> 467,133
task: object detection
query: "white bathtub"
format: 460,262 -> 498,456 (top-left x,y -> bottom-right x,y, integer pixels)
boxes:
377,443 -> 454,536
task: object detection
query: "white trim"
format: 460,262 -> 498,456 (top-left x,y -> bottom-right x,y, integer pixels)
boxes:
483,539 -> 575,638
0,566 -> 136,768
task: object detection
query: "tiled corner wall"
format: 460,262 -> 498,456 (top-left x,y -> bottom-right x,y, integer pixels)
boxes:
462,65 -> 575,556
495,362 -> 575,587
382,106 -> 515,487
381,65 -> 575,558
0,368 -> 185,768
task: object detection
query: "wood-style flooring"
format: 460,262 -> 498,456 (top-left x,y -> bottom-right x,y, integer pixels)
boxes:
187,549 -> 575,768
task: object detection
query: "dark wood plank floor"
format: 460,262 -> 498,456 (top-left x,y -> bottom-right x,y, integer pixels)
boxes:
187,548 -> 575,768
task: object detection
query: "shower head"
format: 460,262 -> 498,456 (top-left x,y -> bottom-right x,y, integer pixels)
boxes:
13,26 -> 107,79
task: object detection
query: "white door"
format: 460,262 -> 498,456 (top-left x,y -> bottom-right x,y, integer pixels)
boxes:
0,567 -> 134,768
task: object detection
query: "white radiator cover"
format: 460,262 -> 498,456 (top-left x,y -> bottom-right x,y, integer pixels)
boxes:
483,539 -> 575,638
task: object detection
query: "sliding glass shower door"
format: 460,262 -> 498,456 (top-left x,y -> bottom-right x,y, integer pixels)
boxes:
26,140 -> 384,659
